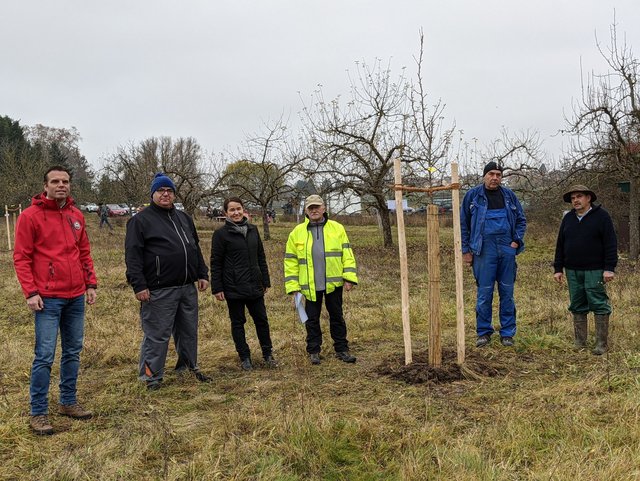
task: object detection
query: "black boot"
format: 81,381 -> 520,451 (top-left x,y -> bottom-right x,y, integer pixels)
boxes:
240,357 -> 253,371
592,314 -> 609,355
263,353 -> 278,368
335,351 -> 356,363
572,313 -> 588,349
309,353 -> 321,365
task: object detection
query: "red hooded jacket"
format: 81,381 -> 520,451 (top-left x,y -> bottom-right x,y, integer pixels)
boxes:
13,193 -> 98,299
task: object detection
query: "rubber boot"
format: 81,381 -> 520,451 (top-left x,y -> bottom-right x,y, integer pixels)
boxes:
592,314 -> 609,356
572,313 -> 588,349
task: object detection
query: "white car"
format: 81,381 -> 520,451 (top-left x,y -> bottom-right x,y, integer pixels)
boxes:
83,203 -> 99,212
174,203 -> 185,211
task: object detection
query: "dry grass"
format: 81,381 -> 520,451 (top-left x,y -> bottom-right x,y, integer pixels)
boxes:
1,217 -> 639,480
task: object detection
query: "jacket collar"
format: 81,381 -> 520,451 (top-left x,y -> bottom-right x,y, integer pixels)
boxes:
32,192 -> 74,210
481,185 -> 503,196
572,204 -> 600,217
150,201 -> 175,214
304,212 -> 329,228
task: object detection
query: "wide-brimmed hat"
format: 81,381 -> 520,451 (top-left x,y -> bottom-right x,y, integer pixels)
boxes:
304,194 -> 325,210
562,184 -> 597,203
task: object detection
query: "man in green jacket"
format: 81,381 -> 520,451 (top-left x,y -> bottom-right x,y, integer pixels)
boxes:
284,195 -> 358,365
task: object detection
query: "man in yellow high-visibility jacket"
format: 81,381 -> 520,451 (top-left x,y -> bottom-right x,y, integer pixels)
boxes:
284,195 -> 358,365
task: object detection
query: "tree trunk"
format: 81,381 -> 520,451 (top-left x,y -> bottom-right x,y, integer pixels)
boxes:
262,210 -> 271,241
629,175 -> 639,261
374,196 -> 393,247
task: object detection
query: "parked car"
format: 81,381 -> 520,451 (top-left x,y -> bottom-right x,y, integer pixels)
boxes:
82,203 -> 99,212
389,206 -> 415,214
132,203 -> 149,216
205,206 -> 224,219
119,204 -> 132,215
106,204 -> 128,216
410,203 -> 452,215
174,202 -> 185,211
433,200 -> 453,213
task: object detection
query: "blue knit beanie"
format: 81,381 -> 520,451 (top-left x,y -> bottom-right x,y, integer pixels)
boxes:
150,172 -> 176,197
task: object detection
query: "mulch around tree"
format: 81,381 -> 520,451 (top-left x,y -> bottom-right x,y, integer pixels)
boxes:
375,348 -> 512,385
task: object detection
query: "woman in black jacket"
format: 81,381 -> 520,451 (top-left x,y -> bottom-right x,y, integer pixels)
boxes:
210,197 -> 276,370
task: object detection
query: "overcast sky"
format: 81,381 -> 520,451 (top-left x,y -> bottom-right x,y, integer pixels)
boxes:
2,1 -> 639,171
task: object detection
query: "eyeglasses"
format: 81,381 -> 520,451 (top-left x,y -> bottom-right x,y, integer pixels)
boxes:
155,188 -> 175,195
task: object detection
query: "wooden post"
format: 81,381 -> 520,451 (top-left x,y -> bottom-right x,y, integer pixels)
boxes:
451,163 -> 465,364
427,204 -> 442,367
394,157 -> 412,365
5,205 -> 11,250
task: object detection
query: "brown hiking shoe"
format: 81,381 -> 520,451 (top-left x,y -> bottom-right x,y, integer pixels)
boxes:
30,415 -> 54,435
59,403 -> 92,419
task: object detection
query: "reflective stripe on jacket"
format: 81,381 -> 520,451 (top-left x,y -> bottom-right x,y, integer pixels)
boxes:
284,217 -> 358,302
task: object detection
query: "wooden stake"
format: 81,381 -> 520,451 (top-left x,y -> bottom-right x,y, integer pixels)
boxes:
393,157 -> 412,365
5,205 -> 11,251
427,204 -> 442,367
451,163 -> 465,364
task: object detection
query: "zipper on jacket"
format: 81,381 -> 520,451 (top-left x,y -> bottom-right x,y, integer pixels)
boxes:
156,256 -> 161,280
320,225 -> 327,287
46,262 -> 55,290
180,227 -> 191,244
313,223 -> 328,288
168,212 -> 189,284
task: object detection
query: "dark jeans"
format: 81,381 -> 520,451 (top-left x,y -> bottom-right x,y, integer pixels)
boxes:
226,297 -> 273,360
304,287 -> 349,354
139,284 -> 199,382
31,295 -> 85,415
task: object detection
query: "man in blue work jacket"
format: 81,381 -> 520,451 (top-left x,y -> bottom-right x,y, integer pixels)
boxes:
461,161 -> 527,348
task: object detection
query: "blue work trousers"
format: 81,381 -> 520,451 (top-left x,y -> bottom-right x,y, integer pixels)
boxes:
472,234 -> 517,338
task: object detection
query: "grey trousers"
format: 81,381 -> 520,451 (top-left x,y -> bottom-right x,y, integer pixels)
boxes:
139,284 -> 199,382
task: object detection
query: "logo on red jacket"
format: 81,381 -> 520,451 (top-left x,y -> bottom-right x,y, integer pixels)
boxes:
73,221 -> 81,230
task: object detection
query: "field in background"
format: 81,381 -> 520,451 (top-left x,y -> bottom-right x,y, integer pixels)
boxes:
1,216 -> 639,480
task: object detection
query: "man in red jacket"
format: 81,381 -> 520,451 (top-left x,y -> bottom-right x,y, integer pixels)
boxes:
13,166 -> 98,435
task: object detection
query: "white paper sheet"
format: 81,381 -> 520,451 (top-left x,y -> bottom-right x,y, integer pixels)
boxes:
294,292 -> 308,324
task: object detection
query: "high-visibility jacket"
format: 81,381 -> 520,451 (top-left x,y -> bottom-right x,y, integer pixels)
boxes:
284,217 -> 358,302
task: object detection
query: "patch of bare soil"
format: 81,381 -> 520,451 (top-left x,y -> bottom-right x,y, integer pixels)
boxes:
375,348 -> 510,385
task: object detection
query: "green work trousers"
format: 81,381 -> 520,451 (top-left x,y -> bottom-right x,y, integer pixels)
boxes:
566,269 -> 612,315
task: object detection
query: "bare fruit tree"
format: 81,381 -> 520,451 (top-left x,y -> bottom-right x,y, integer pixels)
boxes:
460,128 -> 543,188
404,32 -> 456,188
565,20 -> 640,260
301,51 -> 454,247
102,136 -> 221,214
222,119 -> 307,240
